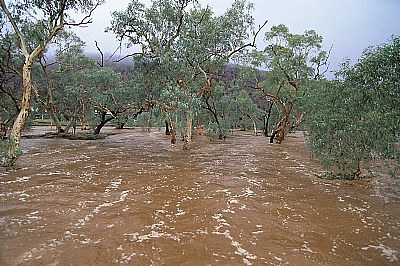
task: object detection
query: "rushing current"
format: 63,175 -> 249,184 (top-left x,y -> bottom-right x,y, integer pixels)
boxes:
0,127 -> 399,265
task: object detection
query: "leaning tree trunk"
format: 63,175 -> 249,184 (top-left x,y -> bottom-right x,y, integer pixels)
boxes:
65,105 -> 82,133
47,106 -> 63,133
93,112 -> 115,135
6,61 -> 34,165
276,110 -> 291,144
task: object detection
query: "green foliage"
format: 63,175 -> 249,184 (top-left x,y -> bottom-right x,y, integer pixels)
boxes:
108,0 -> 261,146
242,24 -> 329,142
263,24 -> 327,82
304,36 -> 400,177
1,0 -> 104,163
199,83 -> 264,139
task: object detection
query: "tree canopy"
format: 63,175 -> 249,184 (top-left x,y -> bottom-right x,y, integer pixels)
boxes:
304,36 -> 400,178
1,0 -> 398,179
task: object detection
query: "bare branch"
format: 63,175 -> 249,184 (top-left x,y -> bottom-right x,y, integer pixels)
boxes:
64,1 -> 101,28
314,44 -> 333,79
227,19 -> 268,59
95,40 -> 104,67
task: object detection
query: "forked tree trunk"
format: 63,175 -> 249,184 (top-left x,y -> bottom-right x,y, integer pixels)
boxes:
33,86 -> 63,133
48,107 -> 63,133
65,105 -> 82,133
271,100 -> 294,144
275,115 -> 289,144
45,74 -> 63,133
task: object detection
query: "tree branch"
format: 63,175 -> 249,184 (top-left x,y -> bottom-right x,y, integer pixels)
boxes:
64,1 -> 101,27
95,40 -> 104,67
0,0 -> 29,57
227,19 -> 268,59
167,0 -> 188,51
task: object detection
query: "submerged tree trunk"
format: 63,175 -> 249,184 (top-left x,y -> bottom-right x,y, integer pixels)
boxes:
33,92 -> 63,133
171,128 -> 177,144
115,121 -> 125,129
183,111 -> 192,150
36,57 -> 63,133
270,100 -> 294,144
165,120 -> 171,135
45,75 -> 63,133
65,117 -> 77,134
64,105 -> 82,133
264,102 -> 273,136
247,114 -> 257,136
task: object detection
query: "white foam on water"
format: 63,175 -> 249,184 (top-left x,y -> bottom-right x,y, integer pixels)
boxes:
362,244 -> 398,262
126,230 -> 180,243
300,241 -> 316,253
241,187 -> 254,197
175,209 -> 186,217
211,212 -> 257,265
212,230 -> 257,265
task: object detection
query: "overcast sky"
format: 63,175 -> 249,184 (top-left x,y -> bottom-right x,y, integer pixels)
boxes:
72,0 -> 400,75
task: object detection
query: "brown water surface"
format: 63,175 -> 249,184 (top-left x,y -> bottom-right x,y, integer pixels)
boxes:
0,127 -> 399,265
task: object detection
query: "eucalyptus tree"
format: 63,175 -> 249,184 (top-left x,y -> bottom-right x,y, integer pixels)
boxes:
109,0 -> 266,149
0,0 -> 103,165
198,81 -> 264,139
47,47 -> 100,133
78,66 -> 145,135
108,0 -> 193,146
230,89 -> 265,135
304,36 -> 400,178
174,0 -> 266,148
0,14 -> 25,163
33,30 -> 86,133
0,24 -> 21,138
245,24 -> 330,143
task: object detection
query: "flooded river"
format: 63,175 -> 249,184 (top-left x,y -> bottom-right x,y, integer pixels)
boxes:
0,127 -> 399,265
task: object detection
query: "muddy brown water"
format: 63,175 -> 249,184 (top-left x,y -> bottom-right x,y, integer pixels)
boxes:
0,127 -> 399,265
